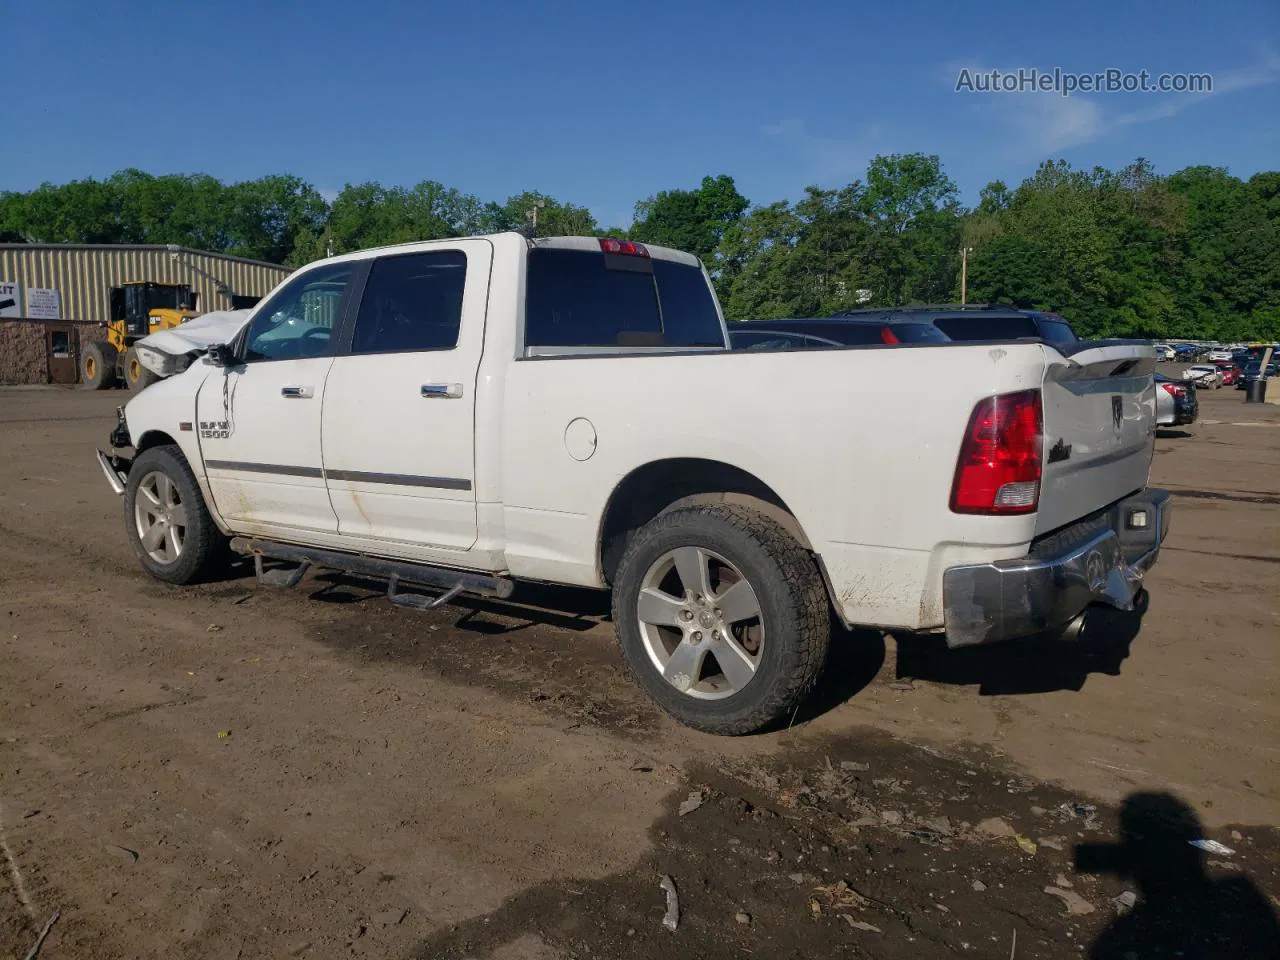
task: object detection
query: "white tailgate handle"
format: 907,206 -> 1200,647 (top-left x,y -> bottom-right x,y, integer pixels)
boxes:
421,383 -> 464,399
280,385 -> 314,398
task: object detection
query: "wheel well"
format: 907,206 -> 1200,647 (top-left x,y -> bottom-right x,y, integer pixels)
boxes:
598,458 -> 812,584
134,430 -> 178,455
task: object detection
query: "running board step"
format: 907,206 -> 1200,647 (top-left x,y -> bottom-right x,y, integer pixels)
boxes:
254,553 -> 311,588
387,577 -> 465,611
231,537 -> 514,607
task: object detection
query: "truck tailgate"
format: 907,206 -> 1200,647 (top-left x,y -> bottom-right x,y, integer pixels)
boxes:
1037,342 -> 1156,535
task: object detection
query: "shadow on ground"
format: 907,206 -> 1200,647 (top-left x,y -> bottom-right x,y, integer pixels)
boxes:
781,617 -> 885,728
1080,792 -> 1280,959
893,596 -> 1148,696
399,733 -> 1280,960
212,564 -> 1142,730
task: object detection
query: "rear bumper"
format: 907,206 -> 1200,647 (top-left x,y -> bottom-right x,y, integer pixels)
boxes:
1173,393 -> 1198,425
942,489 -> 1171,647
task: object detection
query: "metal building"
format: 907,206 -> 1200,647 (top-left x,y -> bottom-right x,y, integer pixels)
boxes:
0,244 -> 292,385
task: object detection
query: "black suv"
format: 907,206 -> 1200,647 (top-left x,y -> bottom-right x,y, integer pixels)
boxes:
729,304 -> 1080,351
832,304 -> 1080,344
728,316 -> 948,350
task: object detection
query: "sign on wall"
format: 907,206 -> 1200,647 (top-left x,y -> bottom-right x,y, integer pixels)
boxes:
0,281 -> 20,318
25,288 -> 61,320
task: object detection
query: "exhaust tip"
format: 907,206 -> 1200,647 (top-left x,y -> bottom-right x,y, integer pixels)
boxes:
1058,611 -> 1088,643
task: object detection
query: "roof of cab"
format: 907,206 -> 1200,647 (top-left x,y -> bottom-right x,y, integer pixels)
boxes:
289,232 -> 702,274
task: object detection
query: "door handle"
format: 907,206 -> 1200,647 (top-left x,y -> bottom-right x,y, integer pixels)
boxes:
421,383 -> 464,399
281,385 -> 314,398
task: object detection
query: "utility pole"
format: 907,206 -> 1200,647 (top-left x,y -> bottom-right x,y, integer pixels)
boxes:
959,246 -> 973,305
525,200 -> 547,237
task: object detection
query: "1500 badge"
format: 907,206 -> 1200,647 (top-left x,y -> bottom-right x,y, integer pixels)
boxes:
199,421 -> 231,439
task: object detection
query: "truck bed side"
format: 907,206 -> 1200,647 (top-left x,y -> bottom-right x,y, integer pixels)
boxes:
496,342 -> 1054,631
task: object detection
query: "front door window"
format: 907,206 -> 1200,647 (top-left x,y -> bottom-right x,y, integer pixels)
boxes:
243,263 -> 352,362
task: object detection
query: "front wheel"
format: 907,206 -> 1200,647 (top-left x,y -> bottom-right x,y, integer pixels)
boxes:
124,445 -> 225,584
611,503 -> 830,735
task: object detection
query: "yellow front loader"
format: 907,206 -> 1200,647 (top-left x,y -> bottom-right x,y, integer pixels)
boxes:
82,282 -> 201,390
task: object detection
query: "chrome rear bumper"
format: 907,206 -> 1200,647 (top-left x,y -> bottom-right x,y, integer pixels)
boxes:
942,489 -> 1171,647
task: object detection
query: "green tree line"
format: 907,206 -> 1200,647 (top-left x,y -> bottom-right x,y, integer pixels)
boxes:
2,158 -> 1276,340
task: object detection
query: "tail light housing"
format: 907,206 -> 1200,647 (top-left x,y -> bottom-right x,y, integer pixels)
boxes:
950,389 -> 1043,515
598,238 -> 649,257
1159,382 -> 1186,399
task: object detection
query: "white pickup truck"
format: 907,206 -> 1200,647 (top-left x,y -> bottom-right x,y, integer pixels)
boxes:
98,233 -> 1170,734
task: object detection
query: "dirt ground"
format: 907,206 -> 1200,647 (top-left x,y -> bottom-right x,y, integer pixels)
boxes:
1,380 -> 1277,960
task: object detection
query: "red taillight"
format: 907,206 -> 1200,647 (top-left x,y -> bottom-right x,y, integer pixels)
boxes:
1159,382 -> 1185,398
879,326 -> 900,345
950,389 -> 1043,515
599,238 -> 650,257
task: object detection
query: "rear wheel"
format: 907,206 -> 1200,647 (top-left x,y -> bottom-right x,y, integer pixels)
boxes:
82,341 -> 118,390
124,445 -> 224,584
124,347 -> 161,392
611,502 -> 830,735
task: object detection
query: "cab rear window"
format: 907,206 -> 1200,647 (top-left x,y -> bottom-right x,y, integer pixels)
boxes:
524,249 -> 723,348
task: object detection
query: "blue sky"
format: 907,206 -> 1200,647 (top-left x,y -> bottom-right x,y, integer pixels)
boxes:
4,0 -> 1278,226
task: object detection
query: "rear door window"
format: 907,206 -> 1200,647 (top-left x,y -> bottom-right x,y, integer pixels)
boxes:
888,322 -> 949,343
351,251 -> 467,354
729,330 -> 826,350
931,314 -> 1040,341
1037,318 -> 1078,343
524,249 -> 722,348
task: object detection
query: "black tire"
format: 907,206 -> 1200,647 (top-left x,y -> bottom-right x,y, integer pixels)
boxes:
124,347 -> 161,392
82,341 -> 118,390
123,445 -> 225,584
611,502 -> 830,735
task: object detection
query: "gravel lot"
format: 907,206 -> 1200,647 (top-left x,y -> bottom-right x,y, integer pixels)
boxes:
1,382 -> 1277,959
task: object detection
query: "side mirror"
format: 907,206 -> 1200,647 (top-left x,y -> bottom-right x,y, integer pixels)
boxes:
204,343 -> 234,367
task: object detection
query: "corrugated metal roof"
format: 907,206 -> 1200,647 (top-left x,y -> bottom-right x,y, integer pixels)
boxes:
0,243 -> 289,269
0,245 -> 292,323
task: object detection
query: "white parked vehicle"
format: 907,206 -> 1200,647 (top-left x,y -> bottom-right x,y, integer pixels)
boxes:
1206,349 -> 1233,362
1182,364 -> 1223,388
97,233 -> 1169,734
1153,343 -> 1175,361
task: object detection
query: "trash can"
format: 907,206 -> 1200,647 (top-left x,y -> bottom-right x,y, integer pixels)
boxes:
1245,378 -> 1268,403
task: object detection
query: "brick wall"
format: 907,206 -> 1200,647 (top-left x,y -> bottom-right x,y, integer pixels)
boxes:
0,320 -> 106,385
0,321 -> 49,385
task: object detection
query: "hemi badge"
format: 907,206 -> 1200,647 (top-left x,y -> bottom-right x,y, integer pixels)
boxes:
179,422 -> 193,432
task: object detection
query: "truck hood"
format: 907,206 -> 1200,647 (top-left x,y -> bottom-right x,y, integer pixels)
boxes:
136,309 -> 251,356
133,310 -> 251,377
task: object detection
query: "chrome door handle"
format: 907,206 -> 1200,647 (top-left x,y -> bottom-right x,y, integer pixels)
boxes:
421,383 -> 464,399
281,385 -> 314,398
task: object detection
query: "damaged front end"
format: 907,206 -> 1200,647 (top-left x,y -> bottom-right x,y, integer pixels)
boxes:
97,406 -> 133,496
133,342 -> 196,379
